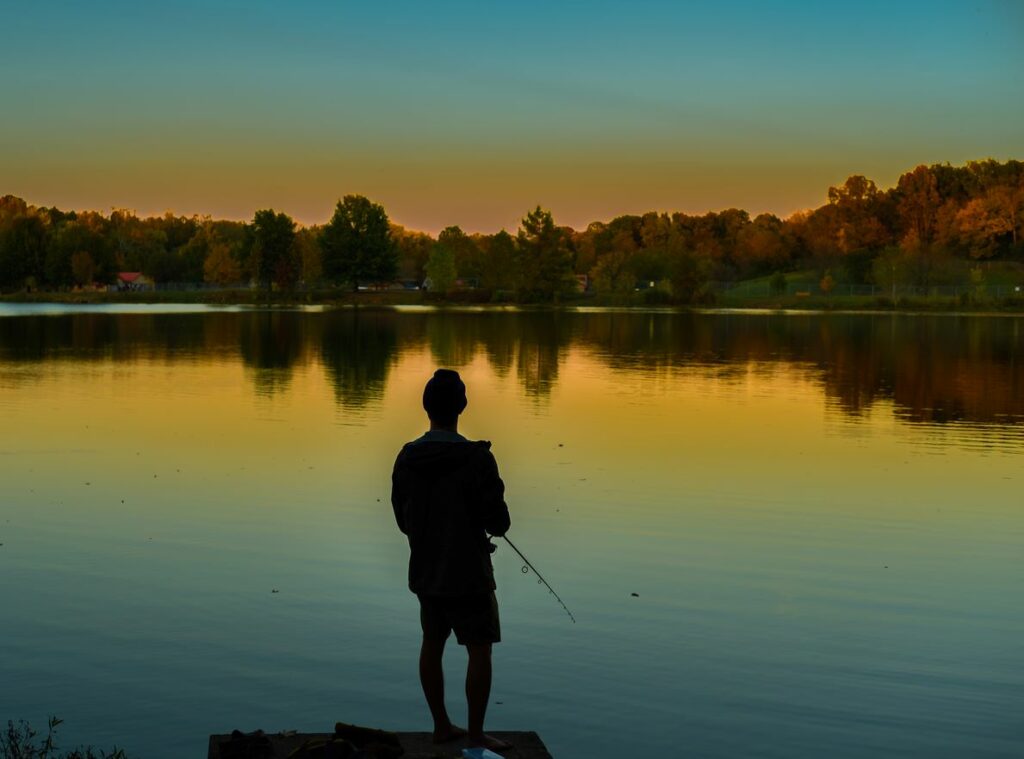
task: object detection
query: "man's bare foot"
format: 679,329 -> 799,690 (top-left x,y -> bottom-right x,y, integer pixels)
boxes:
432,724 -> 468,744
467,733 -> 513,753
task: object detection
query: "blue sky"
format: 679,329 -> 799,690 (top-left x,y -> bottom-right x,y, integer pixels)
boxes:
2,0 -> 1022,231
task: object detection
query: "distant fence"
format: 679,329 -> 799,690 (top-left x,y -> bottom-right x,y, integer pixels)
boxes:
711,281 -> 1024,299
153,282 -> 252,292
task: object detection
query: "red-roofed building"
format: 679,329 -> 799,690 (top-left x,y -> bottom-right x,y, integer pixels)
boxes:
116,272 -> 154,291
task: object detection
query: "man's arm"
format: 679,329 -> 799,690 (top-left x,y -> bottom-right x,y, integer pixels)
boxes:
391,451 -> 409,535
479,448 -> 511,537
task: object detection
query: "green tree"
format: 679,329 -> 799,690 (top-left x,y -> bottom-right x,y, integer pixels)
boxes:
391,224 -> 434,282
591,249 -> 634,294
969,266 -> 988,302
146,249 -> 187,283
320,195 -> 396,289
177,229 -> 210,283
70,250 -> 97,286
45,218 -> 110,288
425,243 -> 457,293
0,213 -> 47,289
479,230 -> 517,292
871,247 -> 913,299
251,209 -> 297,291
665,248 -> 711,303
109,210 -> 168,273
516,206 -> 574,301
0,236 -> 27,291
437,226 -> 481,283
293,228 -> 323,287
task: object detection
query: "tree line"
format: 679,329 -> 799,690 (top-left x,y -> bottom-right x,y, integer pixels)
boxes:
1,158 -> 1021,301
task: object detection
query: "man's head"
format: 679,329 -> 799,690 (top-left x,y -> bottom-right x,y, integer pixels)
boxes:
422,369 -> 467,427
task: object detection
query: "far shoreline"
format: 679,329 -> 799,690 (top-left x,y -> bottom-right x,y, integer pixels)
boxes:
2,288 -> 1024,315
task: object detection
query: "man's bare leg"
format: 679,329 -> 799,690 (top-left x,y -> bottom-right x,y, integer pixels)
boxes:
420,637 -> 467,743
466,643 -> 512,752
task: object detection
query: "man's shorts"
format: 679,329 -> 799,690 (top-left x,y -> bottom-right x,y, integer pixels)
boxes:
418,592 -> 501,646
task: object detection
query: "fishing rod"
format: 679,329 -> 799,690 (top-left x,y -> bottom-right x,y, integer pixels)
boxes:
501,535 -> 576,624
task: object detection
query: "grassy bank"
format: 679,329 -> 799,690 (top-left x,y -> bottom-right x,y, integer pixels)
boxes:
714,293 -> 1024,312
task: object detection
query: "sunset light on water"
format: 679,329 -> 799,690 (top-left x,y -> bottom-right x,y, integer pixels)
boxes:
2,308 -> 1022,757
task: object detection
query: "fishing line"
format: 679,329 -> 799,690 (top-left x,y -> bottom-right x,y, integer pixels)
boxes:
501,535 -> 576,623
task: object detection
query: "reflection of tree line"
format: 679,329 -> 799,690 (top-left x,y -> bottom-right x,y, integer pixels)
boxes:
571,313 -> 1024,424
416,312 -> 573,397
1,311 -> 1022,424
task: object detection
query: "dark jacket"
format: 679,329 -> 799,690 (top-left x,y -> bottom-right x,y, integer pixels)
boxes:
391,437 -> 511,597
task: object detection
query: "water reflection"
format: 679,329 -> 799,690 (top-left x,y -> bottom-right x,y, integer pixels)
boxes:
1,309 -> 1021,429
571,312 -> 1024,425
1,306 -> 1022,759
321,310 -> 398,409
239,312 -> 309,397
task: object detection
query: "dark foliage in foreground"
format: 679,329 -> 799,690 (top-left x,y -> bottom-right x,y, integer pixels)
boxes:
2,717 -> 130,759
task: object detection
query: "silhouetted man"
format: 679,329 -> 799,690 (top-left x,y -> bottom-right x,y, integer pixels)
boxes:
391,369 -> 512,754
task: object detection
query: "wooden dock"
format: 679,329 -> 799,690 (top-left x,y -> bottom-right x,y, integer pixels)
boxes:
208,728 -> 553,759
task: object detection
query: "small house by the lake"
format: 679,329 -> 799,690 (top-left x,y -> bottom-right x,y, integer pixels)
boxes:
115,272 -> 154,291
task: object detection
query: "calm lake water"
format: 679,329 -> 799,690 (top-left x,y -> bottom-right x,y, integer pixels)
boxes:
1,304 -> 1022,758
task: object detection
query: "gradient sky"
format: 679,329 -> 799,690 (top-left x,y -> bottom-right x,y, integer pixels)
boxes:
2,0 -> 1022,232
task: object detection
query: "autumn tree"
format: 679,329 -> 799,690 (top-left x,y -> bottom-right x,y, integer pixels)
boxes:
896,165 -> 942,251
990,183 -> 1024,248
320,195 -> 396,289
591,249 -> 634,294
956,182 -> 1024,258
203,241 -> 242,285
736,213 -> 787,276
826,175 -> 893,253
570,222 -> 602,274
